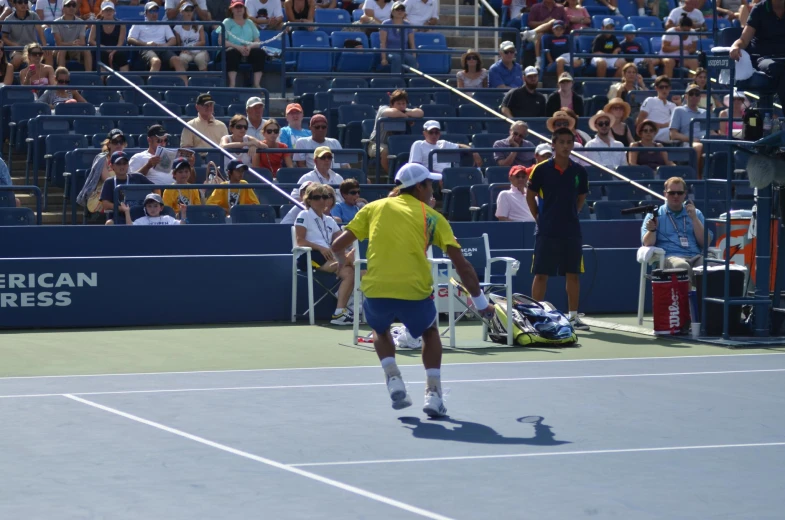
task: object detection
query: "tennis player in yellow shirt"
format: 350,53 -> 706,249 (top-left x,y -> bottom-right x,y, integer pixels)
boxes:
331,163 -> 494,417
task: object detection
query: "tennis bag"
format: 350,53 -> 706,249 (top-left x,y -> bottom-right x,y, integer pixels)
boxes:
487,293 -> 578,346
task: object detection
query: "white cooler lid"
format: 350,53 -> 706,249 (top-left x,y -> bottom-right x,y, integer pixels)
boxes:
693,264 -> 748,273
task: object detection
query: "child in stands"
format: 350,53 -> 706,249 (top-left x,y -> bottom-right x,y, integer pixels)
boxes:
120,193 -> 187,225
163,157 -> 202,216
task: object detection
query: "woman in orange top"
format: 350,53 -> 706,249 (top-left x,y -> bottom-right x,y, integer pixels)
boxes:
78,0 -> 104,20
253,118 -> 293,176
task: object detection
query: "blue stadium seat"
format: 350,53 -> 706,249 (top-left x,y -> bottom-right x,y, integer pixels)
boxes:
604,182 -> 650,201
585,165 -> 614,182
357,184 -> 395,202
471,133 -> 507,165
230,204 -> 277,223
649,37 -> 662,54
338,104 -> 376,148
331,32 -> 374,72
142,101 -> 182,118
386,134 -> 422,173
276,167 -> 312,184
369,77 -> 406,89
185,204 -> 227,224
315,8 -> 351,34
593,200 -> 636,219
354,91 -> 390,107
628,15 -> 663,29
469,183 -> 490,221
472,90 -> 505,109
616,165 -> 655,180
0,191 -> 15,207
115,4 -> 145,20
99,102 -> 139,117
207,89 -> 249,107
578,203 -> 592,220
413,32 -> 447,48
485,166 -> 510,185
82,89 -> 121,105
69,74 -> 100,86
420,104 -> 456,120
292,30 -> 331,72
0,207 -> 36,226
189,76 -> 223,88
486,183 -> 510,221
657,165 -> 696,181
243,168 -> 274,183
416,44 -> 451,74
44,134 -> 88,210
331,77 -> 369,90
107,74 -> 145,87
27,117 -> 71,181
444,118 -> 483,137
164,89 -> 201,105
444,185 -> 472,221
335,168 -> 367,184
8,102 -> 50,157
54,103 -> 95,117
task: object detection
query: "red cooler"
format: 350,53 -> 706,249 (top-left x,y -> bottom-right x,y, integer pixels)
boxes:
651,268 -> 691,335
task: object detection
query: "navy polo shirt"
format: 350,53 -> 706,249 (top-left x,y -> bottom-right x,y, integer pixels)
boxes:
527,158 -> 589,238
748,0 -> 785,57
488,61 -> 523,89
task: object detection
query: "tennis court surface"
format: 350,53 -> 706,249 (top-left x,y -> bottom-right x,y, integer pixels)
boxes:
2,323 -> 784,519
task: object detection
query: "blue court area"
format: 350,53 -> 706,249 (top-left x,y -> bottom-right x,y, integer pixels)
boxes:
2,353 -> 784,519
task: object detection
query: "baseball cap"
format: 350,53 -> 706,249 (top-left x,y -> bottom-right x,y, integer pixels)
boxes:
246,96 -> 264,109
509,165 -> 528,178
394,163 -> 442,188
299,180 -> 314,194
144,193 -> 164,205
147,124 -> 168,138
226,159 -> 248,172
423,120 -> 441,131
196,93 -> 214,105
110,151 -> 129,164
524,66 -> 538,77
100,1 -> 115,10
144,1 -> 159,12
63,0 -> 77,6
685,83 -> 701,94
392,0 -> 405,9
535,143 -> 553,156
500,40 -> 515,52
603,17 -> 616,27
558,72 -> 573,83
172,157 -> 190,171
622,23 -> 636,32
552,20 -> 565,28
313,146 -> 332,159
310,113 -> 328,126
286,103 -> 303,114
107,128 -> 124,140
180,0 -> 194,10
229,0 -> 245,8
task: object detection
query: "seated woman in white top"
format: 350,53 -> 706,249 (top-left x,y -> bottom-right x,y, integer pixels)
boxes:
360,0 -> 392,24
174,2 -> 209,72
294,183 -> 355,326
456,49 -> 488,89
220,114 -> 267,170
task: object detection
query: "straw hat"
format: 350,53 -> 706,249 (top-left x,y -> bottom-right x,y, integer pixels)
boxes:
636,118 -> 658,137
603,98 -> 631,121
588,110 -> 617,132
546,111 -> 576,133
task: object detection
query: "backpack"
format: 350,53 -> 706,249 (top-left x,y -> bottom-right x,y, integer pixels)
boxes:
487,293 -> 578,346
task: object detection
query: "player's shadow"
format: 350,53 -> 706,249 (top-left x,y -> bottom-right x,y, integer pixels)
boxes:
398,416 -> 570,446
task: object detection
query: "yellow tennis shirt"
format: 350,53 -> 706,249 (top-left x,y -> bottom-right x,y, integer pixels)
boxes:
347,193 -> 460,300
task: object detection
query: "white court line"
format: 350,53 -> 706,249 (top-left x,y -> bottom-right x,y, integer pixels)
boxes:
2,368 -> 784,400
63,394 -> 454,520
290,442 -> 785,468
1,352 -> 783,381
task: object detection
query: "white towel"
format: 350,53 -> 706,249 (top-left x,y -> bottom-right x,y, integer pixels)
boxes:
712,47 -> 755,83
637,246 -> 665,264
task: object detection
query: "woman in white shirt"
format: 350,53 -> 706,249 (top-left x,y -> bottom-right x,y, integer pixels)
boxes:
35,0 -> 63,22
294,183 -> 355,326
360,0 -> 392,25
174,2 -> 208,71
456,49 -> 488,88
220,114 -> 267,169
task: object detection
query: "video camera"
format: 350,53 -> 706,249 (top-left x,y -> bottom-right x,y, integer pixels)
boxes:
620,204 -> 659,217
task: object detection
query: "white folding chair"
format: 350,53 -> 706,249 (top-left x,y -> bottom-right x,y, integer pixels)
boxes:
637,246 -> 666,326
291,226 -> 340,325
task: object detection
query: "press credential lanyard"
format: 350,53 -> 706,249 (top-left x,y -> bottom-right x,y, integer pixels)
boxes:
314,212 -> 331,245
666,210 -> 690,249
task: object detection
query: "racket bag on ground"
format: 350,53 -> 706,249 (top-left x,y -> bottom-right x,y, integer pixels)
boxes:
487,293 -> 578,346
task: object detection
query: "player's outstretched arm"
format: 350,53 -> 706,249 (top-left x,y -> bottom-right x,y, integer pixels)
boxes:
446,245 -> 493,314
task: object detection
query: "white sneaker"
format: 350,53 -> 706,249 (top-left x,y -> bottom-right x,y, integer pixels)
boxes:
534,56 -> 542,70
387,375 -> 412,410
423,387 -> 447,417
570,315 -> 590,331
521,29 -> 536,43
330,311 -> 353,326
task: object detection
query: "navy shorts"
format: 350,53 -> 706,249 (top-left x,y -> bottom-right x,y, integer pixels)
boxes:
532,235 -> 584,276
363,297 -> 437,338
297,249 -> 328,272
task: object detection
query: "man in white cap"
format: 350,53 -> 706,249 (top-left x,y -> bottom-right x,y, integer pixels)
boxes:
53,0 -> 92,71
331,163 -> 494,418
590,18 -> 624,78
501,67 -> 546,118
584,110 -> 627,169
403,0 -> 438,30
127,2 -> 187,79
245,97 -> 266,140
488,41 -> 523,89
165,0 -> 210,22
408,121 -> 481,172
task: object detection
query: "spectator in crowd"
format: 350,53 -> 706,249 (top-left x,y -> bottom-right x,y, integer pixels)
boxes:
19,43 -> 55,88
207,0 -> 230,21
527,126 -> 590,330
642,176 -> 708,279
253,118 -> 293,174
360,0 -> 391,25
595,0 -> 619,14
730,0 -> 785,108
495,163 -> 537,222
174,2 -> 209,74
78,128 -> 127,223
560,107 -> 591,145
661,14 -> 698,78
718,89 -> 748,139
666,0 -> 705,30
129,124 -> 176,185
564,0 -> 590,32
100,151 -> 155,223
37,66 -> 88,107
546,72 -> 583,117
295,182 -> 355,326
245,96 -> 266,139
217,0 -> 265,87
544,21 -> 583,81
332,178 -> 367,224
245,0 -> 283,30
636,75 -> 677,143
292,146 -> 346,202
0,42 -> 14,86
610,63 -> 646,115
220,114 -> 266,169
294,114 -> 348,169
584,110 -> 627,169
120,193 -> 187,225
181,93 -> 230,150
500,66 -> 546,118
162,157 -> 201,216
89,2 -> 129,72
3,7 -> 47,69
409,120 -> 481,172
77,0 -> 104,20
35,0 -> 63,23
165,0 -> 210,22
691,67 -> 720,111
284,0 -> 314,30
280,180 -> 312,225
504,0 -> 535,31
52,0 -> 92,71
0,157 -> 21,207
618,24 -> 658,80
494,121 -> 535,167
670,83 -> 706,170
314,0 -> 334,9
207,159 -> 261,214
521,0 -> 567,69
279,103 -> 311,148
716,0 -> 744,23
367,89 -> 424,174
456,49 -> 488,88
630,119 -> 674,170
404,0 -> 437,29
591,18 -> 625,78
605,98 -> 633,147
488,41 -> 523,89
379,1 -> 416,74
636,0 -> 662,17
128,2 -> 187,80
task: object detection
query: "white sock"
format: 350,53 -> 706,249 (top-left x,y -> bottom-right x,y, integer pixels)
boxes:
381,357 -> 400,377
638,7 -> 645,14
569,311 -> 577,319
334,307 -> 344,315
425,368 -> 441,394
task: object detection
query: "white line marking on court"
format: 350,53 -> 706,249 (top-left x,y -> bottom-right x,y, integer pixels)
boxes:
290,442 -> 785,467
1,352 -> 783,381
2,368 -> 783,400
62,394 -> 455,520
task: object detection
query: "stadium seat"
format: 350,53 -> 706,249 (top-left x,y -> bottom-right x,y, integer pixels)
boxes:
593,200 -> 636,219
629,15 -> 663,29
54,103 -> 95,117
189,76 -> 223,88
335,168 -> 367,184
74,119 -> 116,138
358,184 -> 395,202
82,89 -> 122,105
0,207 -> 36,226
591,14 -> 626,28
354,91 -> 390,109
416,44 -> 451,74
444,185 -> 472,221
471,133 -> 507,165
27,117 -> 72,182
184,204 -> 226,224
338,104 -> 376,148
115,4 -> 145,20
230,204 -> 277,223
472,90 -> 505,109
253,184 -> 298,206
142,101 -> 182,118
207,89 -> 248,107
291,225 -> 341,325
99,102 -> 139,117
0,191 -> 15,207
331,32 -> 374,72
293,78 -> 329,115
469,184 -> 490,221
386,134 -> 422,173
369,77 -> 406,90
243,168 -> 274,183
7,103 -> 50,160
44,134 -> 88,211
292,31 -> 331,72
147,76 -> 185,88
420,103 -> 456,121
585,165 -> 614,182
276,167 -> 312,184
656,165 -> 696,181
604,181 -> 650,201
315,8 -> 351,34
616,165 -> 655,180
413,32 -> 447,48
578,203 -> 592,220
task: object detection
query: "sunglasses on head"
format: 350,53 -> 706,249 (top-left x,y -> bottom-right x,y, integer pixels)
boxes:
309,194 -> 333,200
312,125 -> 327,130
348,190 -> 361,195
595,120 -> 610,127
265,128 -> 280,134
666,190 -> 685,196
233,124 -> 248,130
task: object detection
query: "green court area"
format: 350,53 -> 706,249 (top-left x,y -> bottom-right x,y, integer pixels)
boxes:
3,319 -> 783,378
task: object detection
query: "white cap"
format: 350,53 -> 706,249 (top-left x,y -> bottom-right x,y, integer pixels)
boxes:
100,0 -> 114,9
534,143 -> 553,156
603,17 -> 615,26
246,96 -> 264,108
524,66 -> 538,77
394,163 -> 442,188
144,1 -> 159,12
180,0 -> 194,10
499,40 -> 515,52
423,120 -> 440,131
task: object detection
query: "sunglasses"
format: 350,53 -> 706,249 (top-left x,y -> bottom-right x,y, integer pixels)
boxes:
640,127 -> 656,133
512,131 -> 526,137
233,125 -> 248,130
309,194 -> 334,200
312,125 -> 327,130
147,7 -> 159,11
155,137 -> 168,142
595,121 -> 610,127
466,56 -> 478,61
183,7 -> 194,11
111,138 -> 125,144
15,0 -> 28,4
656,84 -> 671,89
317,155 -> 333,160
553,120 -> 570,128
666,190 -> 685,196
265,128 -> 280,134
57,79 -> 70,85
503,49 -> 515,55
113,160 -> 128,166
30,52 -> 43,57
687,91 -> 700,97
348,190 -> 361,195
427,129 -> 440,135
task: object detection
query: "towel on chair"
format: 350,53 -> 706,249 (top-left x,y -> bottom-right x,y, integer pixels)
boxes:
637,246 -> 665,264
712,47 -> 754,83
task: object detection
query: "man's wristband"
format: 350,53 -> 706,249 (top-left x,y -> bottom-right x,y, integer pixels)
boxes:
472,292 -> 489,310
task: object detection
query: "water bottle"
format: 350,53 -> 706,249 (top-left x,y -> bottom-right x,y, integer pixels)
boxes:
772,117 -> 782,135
763,112 -> 772,136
